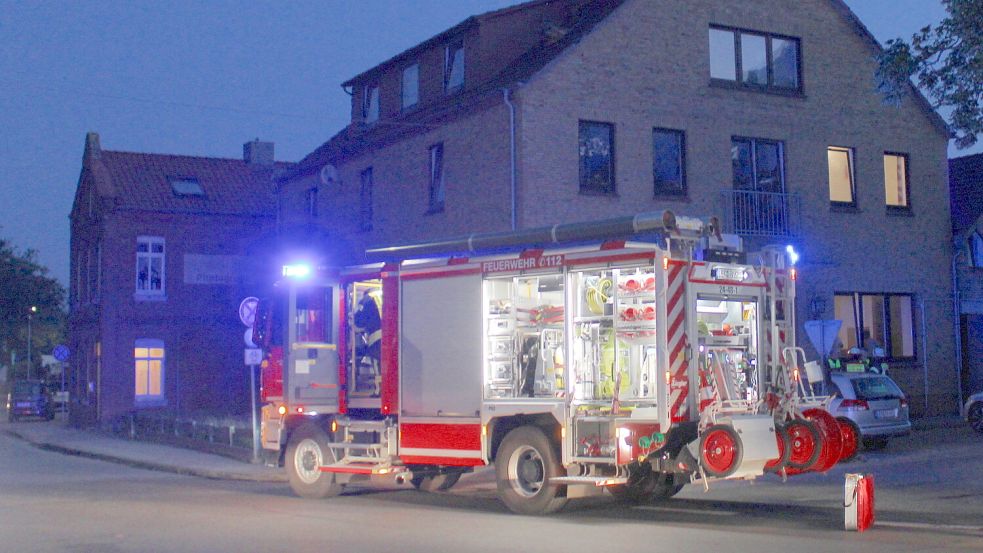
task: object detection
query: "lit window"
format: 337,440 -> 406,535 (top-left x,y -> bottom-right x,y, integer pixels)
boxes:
136,236 -> 165,296
360,167 -> 373,232
884,153 -> 910,208
653,128 -> 686,197
827,147 -> 855,205
168,177 -> 203,196
428,143 -> 445,212
134,339 -> 165,405
579,121 -> 615,195
709,25 -> 801,93
402,63 -> 419,109
363,84 -> 379,123
445,41 -> 464,92
834,293 -> 915,359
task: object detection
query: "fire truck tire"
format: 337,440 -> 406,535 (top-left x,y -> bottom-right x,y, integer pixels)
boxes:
411,471 -> 463,492
495,426 -> 568,515
835,417 -> 861,462
649,472 -> 685,500
608,467 -> 658,504
285,423 -> 343,499
803,409 -> 843,473
700,425 -> 743,478
764,425 -> 791,473
784,419 -> 821,471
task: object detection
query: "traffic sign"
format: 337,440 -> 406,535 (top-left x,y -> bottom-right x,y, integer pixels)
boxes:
52,344 -> 70,362
244,327 -> 257,348
239,296 -> 259,327
244,348 -> 263,366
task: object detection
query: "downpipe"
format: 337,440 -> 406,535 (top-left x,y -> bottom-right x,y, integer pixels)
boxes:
503,88 -> 517,232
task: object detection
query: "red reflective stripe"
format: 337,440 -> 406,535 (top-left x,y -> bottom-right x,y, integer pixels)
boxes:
337,290 -> 348,415
567,252 -> 655,266
381,275 -> 399,415
399,456 -> 485,467
688,278 -> 766,287
400,423 -> 482,450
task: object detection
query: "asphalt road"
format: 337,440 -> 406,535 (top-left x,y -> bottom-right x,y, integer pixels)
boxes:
1,425 -> 981,553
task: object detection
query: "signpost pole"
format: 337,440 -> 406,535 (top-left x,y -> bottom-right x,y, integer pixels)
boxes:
249,362 -> 260,464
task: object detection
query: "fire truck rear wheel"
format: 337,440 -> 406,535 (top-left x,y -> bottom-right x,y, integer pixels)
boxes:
608,467 -> 658,504
411,470 -> 463,492
700,424 -> 743,478
286,423 -> 343,499
495,426 -> 567,515
650,473 -> 685,499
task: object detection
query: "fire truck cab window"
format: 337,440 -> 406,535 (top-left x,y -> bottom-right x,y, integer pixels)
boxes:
347,280 -> 383,397
696,298 -> 758,403
484,274 -> 564,399
571,267 -> 658,404
294,287 -> 333,344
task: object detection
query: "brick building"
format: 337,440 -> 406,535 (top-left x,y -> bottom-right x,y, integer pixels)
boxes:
950,152 -> 983,402
277,0 -> 958,415
68,133 -> 288,424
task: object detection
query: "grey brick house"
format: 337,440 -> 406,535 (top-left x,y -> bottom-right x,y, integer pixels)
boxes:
950,152 -> 983,403
277,0 -> 957,416
68,133 -> 288,424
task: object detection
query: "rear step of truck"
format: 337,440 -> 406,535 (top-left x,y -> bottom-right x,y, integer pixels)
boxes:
320,419 -> 401,475
550,476 -> 629,487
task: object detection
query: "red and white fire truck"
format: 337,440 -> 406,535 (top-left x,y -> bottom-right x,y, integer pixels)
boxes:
253,211 -> 857,514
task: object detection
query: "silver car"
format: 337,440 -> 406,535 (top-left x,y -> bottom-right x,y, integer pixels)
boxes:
829,372 -> 911,449
963,392 -> 983,433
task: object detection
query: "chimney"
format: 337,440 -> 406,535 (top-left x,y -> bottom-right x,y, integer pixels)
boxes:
243,139 -> 274,165
84,132 -> 101,162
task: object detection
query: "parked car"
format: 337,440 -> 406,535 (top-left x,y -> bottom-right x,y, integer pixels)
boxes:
6,380 -> 55,422
829,371 -> 911,450
963,391 -> 983,433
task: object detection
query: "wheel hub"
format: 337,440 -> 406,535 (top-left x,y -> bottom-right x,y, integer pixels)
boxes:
294,438 -> 323,484
509,445 -> 545,497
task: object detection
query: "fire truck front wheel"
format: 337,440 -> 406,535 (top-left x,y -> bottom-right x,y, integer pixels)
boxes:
285,423 -> 343,499
495,426 -> 568,515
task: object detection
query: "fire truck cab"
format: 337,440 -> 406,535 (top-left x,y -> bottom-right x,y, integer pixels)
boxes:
255,212 -> 853,514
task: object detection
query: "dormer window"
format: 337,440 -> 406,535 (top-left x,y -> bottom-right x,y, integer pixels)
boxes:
402,63 -> 419,110
363,84 -> 380,123
168,177 -> 203,196
444,41 -> 464,93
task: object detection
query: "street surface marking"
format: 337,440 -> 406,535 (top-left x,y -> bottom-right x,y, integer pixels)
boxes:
636,506 -> 738,516
877,521 -> 983,533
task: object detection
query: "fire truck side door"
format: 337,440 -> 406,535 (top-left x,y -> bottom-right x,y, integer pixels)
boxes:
286,284 -> 339,410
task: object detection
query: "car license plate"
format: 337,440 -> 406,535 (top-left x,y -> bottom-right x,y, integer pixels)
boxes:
713,267 -> 746,281
875,409 -> 897,419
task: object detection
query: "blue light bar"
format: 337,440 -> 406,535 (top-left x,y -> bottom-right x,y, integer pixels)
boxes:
282,263 -> 312,278
785,245 -> 800,266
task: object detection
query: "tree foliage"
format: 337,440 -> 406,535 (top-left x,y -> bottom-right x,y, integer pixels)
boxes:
0,235 -> 66,380
876,0 -> 983,149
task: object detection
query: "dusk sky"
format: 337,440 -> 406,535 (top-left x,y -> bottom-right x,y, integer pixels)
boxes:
0,0 -> 971,287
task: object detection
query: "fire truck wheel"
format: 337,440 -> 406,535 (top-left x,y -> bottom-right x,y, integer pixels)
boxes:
835,417 -> 861,462
411,471 -> 463,492
649,472 -> 685,500
700,424 -> 743,478
608,467 -> 658,504
495,426 -> 568,515
784,419 -> 821,471
286,423 -> 343,499
764,425 -> 791,473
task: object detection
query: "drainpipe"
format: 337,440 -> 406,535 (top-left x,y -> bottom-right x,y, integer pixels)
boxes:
921,297 -> 929,415
503,88 -> 517,232
952,246 -> 965,405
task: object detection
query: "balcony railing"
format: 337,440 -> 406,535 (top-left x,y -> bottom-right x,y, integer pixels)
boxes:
719,189 -> 800,238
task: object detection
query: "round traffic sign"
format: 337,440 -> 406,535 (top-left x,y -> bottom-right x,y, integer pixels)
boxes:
239,296 -> 259,327
52,344 -> 71,362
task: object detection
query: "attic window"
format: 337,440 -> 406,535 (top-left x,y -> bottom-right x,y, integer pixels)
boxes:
169,177 -> 204,196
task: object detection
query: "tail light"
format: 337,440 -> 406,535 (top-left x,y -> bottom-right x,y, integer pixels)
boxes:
899,397 -> 908,408
840,399 -> 869,410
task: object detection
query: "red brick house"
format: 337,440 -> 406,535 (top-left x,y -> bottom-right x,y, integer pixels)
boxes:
277,0 -> 958,415
68,133 -> 290,425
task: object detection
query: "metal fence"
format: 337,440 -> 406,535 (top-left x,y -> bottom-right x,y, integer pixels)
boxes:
719,189 -> 800,238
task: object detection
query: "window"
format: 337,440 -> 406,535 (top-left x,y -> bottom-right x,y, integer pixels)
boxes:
834,293 -> 915,359
168,177 -> 203,196
884,153 -> 910,209
732,137 -> 784,193
445,41 -> 464,92
134,339 -> 165,405
428,143 -> 445,212
359,168 -> 373,232
579,121 -> 615,194
970,232 -> 983,268
136,236 -> 165,296
402,63 -> 419,109
827,147 -> 855,205
362,84 -> 379,124
709,26 -> 801,92
306,187 -> 318,219
653,128 -> 686,197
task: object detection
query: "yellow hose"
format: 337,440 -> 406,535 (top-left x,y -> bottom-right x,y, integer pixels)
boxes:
586,278 -> 612,315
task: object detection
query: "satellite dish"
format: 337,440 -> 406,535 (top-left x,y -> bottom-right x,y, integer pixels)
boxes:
319,164 -> 339,185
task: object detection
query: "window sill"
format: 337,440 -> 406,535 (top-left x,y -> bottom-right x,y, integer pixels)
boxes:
653,193 -> 689,202
135,397 -> 167,408
886,206 -> 914,217
709,79 -> 806,99
830,203 -> 861,214
579,189 -> 618,198
134,293 -> 167,302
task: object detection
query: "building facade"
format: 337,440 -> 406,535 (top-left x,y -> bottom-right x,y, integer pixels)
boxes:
950,152 -> 983,402
278,0 -> 957,415
68,133 -> 287,424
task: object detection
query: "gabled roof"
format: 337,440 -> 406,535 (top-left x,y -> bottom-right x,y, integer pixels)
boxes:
80,134 -> 290,217
950,152 -> 983,235
285,0 -> 950,183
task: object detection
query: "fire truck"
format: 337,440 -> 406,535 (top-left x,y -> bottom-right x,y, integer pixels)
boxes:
253,211 -> 857,514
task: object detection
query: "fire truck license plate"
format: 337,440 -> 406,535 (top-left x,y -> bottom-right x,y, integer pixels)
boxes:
714,267 -> 745,281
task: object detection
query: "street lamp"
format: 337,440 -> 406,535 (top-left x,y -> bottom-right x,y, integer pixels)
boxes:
27,305 -> 37,380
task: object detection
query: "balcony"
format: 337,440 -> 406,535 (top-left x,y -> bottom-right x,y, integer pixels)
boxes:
719,189 -> 800,238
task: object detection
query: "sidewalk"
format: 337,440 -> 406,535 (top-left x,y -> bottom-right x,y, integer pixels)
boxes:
1,417 -> 286,483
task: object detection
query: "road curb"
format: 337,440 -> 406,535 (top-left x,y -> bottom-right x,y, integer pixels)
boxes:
2,427 -> 286,483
